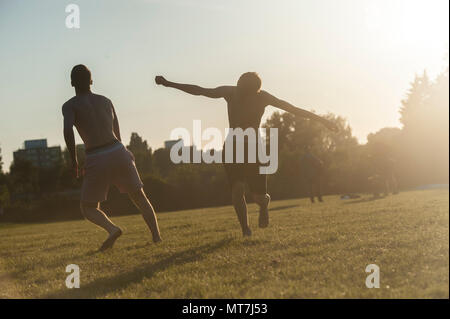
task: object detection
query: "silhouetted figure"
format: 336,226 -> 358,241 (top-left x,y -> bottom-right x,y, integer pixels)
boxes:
368,150 -> 399,197
377,157 -> 399,196
300,146 -> 324,203
62,65 -> 161,251
155,73 -> 338,236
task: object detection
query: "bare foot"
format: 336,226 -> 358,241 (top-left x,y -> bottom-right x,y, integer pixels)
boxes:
243,227 -> 252,237
98,227 -> 122,252
152,235 -> 162,243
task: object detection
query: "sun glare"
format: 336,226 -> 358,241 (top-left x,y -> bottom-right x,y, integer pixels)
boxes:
367,0 -> 449,51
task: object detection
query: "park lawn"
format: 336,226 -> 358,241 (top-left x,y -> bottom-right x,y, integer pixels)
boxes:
0,189 -> 448,299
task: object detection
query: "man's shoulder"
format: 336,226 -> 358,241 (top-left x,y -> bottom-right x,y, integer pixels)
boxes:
219,85 -> 236,94
257,90 -> 276,107
62,96 -> 77,111
62,93 -> 111,108
90,93 -> 112,105
258,90 -> 272,98
93,93 -> 111,101
216,86 -> 235,100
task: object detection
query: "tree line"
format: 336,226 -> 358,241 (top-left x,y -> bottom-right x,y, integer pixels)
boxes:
0,69 -> 448,222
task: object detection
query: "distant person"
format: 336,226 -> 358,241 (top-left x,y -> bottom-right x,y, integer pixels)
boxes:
370,158 -> 398,197
155,73 -> 337,236
300,146 -> 324,203
382,157 -> 399,195
368,150 -> 399,197
62,65 -> 161,251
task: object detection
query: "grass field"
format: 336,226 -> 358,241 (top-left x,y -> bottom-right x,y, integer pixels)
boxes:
0,189 -> 448,299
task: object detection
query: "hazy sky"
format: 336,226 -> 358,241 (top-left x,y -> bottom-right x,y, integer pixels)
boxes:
0,0 -> 448,170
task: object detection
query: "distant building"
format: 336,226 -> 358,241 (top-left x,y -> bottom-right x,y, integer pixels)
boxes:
13,139 -> 61,168
164,139 -> 183,150
24,139 -> 47,149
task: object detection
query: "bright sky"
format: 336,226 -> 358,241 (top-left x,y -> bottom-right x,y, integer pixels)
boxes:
0,0 -> 448,170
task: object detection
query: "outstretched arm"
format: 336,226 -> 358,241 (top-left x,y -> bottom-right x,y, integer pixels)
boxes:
62,103 -> 78,178
155,76 -> 230,99
262,91 -> 338,132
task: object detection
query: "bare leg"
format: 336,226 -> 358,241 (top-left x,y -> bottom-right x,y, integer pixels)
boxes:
231,182 -> 251,236
317,175 -> 324,202
309,179 -> 315,203
129,188 -> 162,243
384,178 -> 390,196
392,175 -> 399,194
253,193 -> 270,228
80,201 -> 122,251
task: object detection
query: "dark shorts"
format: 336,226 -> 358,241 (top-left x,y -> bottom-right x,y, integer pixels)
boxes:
222,138 -> 267,195
223,162 -> 267,195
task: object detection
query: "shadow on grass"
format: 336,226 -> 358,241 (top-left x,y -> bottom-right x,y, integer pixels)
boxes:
44,237 -> 233,298
343,196 -> 387,205
41,242 -> 78,252
270,205 -> 300,212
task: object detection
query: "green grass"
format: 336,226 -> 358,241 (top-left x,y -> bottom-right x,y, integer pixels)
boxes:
0,189 -> 448,299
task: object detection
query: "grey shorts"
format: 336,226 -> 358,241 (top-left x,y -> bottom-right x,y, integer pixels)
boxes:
81,142 -> 143,203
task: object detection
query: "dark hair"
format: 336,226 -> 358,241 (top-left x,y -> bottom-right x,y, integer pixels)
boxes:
237,72 -> 262,94
71,64 -> 92,89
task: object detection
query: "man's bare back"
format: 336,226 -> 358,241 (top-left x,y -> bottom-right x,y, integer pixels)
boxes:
221,86 -> 275,130
62,64 -> 162,250
62,93 -> 120,151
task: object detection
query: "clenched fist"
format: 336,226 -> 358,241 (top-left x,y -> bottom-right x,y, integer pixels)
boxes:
155,76 -> 168,86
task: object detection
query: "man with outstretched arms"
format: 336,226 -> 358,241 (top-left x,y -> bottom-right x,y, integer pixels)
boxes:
155,72 -> 337,236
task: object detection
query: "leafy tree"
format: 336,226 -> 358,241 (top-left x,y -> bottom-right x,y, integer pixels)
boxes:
0,184 -> 9,207
9,157 -> 39,196
0,145 -> 9,210
400,71 -> 431,130
264,111 -> 360,197
127,133 -> 153,178
398,69 -> 449,185
0,145 -> 3,173
152,147 -> 172,177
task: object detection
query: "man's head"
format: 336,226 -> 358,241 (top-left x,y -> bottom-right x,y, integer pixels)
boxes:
71,64 -> 92,90
237,72 -> 261,96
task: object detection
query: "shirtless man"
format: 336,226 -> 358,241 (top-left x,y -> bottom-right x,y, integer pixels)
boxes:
63,65 -> 161,251
155,72 -> 337,236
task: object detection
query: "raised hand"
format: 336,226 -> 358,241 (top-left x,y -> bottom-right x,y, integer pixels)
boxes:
155,75 -> 168,86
